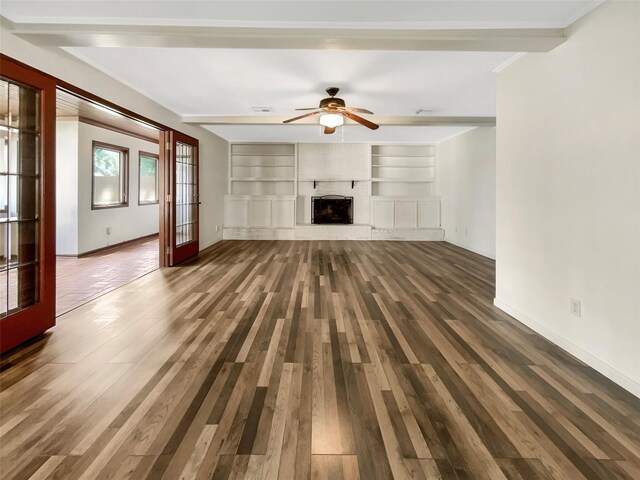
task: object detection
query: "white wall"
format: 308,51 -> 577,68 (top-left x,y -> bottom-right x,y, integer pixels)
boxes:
55,120 -> 79,254
496,1 -> 640,396
77,122 -> 160,253
439,127 -> 496,258
1,26 -> 228,251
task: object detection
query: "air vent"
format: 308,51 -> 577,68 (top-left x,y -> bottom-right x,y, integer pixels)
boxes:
415,108 -> 435,115
251,107 -> 273,113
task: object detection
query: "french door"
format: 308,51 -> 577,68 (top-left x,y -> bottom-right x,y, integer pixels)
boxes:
163,130 -> 199,266
0,56 -> 56,353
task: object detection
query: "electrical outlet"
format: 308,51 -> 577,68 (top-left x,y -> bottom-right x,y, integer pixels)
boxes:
215,225 -> 220,232
570,297 -> 581,317
105,227 -> 112,235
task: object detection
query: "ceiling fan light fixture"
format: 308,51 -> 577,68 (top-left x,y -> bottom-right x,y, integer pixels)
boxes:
319,113 -> 344,128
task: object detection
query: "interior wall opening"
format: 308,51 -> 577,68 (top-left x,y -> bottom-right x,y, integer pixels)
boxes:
54,88 -> 162,316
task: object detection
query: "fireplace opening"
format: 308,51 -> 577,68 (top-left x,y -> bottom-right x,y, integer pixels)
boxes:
311,195 -> 353,224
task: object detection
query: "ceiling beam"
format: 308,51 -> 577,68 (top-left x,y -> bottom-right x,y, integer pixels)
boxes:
8,21 -> 565,52
182,116 -> 496,127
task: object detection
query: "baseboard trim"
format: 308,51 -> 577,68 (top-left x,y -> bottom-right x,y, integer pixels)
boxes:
445,239 -> 496,260
493,298 -> 640,399
69,233 -> 159,258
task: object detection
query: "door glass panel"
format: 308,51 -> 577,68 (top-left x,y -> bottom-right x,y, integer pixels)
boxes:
175,141 -> 196,246
0,78 -> 40,318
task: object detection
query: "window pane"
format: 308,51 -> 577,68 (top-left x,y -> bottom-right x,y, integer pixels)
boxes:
0,78 -> 40,318
0,222 -> 7,271
175,141 -> 195,246
139,155 -> 158,203
93,146 -> 126,207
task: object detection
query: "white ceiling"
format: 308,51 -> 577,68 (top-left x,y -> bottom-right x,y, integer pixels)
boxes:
2,1 -> 601,143
1,1 -> 600,29
65,48 -> 513,117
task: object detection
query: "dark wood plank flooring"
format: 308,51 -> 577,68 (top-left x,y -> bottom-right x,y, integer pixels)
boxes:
1,240 -> 639,480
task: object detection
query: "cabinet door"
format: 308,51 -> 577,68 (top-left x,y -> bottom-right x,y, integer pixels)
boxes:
394,201 -> 418,229
372,200 -> 394,228
418,200 -> 441,228
271,200 -> 295,228
249,199 -> 272,227
224,198 -> 249,227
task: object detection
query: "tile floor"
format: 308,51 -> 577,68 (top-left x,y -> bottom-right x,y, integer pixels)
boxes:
56,235 -> 159,316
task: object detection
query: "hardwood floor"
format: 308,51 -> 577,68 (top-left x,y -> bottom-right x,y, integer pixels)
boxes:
1,240 -> 639,480
56,236 -> 159,316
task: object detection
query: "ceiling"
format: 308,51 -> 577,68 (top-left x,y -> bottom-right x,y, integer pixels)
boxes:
56,89 -> 160,142
3,1 -> 602,143
1,1 -> 600,29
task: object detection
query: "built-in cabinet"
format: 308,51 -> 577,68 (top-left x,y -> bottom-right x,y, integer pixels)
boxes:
369,144 -> 441,238
223,142 -> 443,241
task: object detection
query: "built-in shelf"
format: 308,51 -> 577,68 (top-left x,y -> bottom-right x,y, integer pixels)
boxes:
229,142 -> 297,195
371,144 -> 437,197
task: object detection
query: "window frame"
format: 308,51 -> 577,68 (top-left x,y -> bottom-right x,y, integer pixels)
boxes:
91,141 -> 129,210
137,151 -> 160,206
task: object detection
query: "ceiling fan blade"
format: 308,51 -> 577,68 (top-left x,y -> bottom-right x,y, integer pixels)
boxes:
283,111 -> 321,124
324,126 -> 336,135
342,111 -> 379,130
343,107 -> 374,115
295,107 -> 320,111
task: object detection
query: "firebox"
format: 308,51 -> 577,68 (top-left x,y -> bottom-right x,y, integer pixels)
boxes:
311,196 -> 353,224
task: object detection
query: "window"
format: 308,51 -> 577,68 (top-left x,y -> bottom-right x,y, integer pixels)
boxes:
138,152 -> 159,205
92,142 -> 128,209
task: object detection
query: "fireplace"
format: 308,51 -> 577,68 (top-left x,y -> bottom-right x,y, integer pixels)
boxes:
311,196 -> 353,224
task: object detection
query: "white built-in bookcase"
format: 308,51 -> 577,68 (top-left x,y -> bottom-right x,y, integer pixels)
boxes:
228,143 -> 296,196
371,144 -> 436,196
224,142 -> 443,240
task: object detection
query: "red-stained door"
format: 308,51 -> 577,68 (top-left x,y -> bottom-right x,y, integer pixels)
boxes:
0,56 -> 56,353
164,130 -> 199,266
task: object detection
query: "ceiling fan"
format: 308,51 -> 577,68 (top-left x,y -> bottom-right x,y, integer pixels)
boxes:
283,87 -> 379,134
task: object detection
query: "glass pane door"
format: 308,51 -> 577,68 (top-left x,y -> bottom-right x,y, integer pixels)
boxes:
175,141 -> 197,247
0,57 -> 56,353
0,79 -> 41,318
169,131 -> 199,265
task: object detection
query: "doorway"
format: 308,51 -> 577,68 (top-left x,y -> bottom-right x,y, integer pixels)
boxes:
1,55 -> 201,352
54,88 -> 163,315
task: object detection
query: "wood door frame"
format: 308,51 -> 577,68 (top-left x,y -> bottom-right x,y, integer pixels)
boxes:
0,56 -> 57,352
0,54 -> 204,353
0,55 -> 202,272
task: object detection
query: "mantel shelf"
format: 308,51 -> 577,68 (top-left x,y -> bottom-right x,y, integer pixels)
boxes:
300,179 -> 370,189
230,177 -> 295,182
231,153 -> 295,157
231,164 -> 295,167
371,154 -> 435,158
371,178 -> 436,183
371,165 -> 435,169
298,179 -> 370,182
